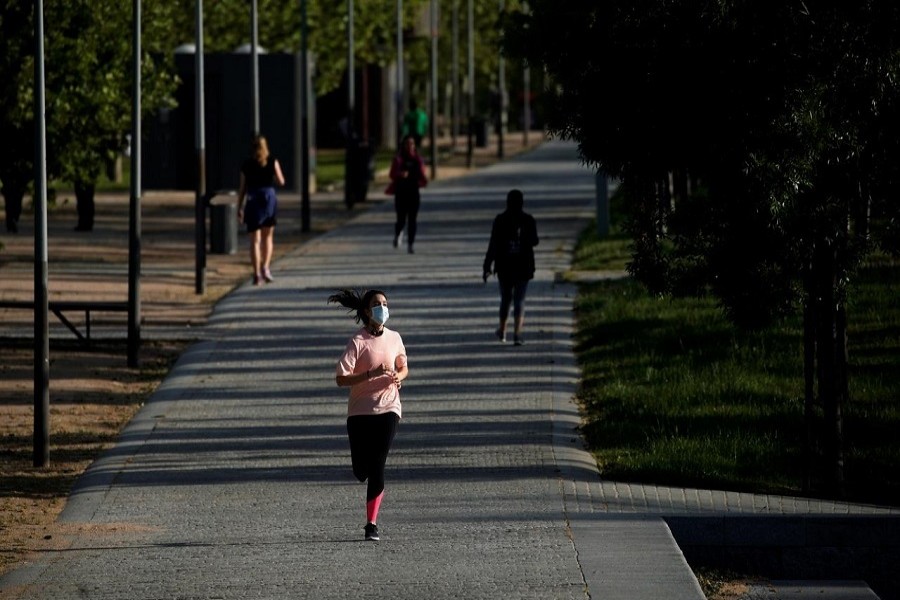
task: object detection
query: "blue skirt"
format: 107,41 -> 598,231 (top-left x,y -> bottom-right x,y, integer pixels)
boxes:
243,186 -> 277,232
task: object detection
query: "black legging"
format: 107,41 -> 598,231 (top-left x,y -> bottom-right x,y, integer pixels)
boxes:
347,412 -> 399,501
499,277 -> 530,322
394,192 -> 421,246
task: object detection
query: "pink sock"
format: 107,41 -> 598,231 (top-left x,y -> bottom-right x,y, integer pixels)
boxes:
366,492 -> 384,524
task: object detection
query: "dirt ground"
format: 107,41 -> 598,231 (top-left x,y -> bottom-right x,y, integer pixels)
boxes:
0,137 -> 543,576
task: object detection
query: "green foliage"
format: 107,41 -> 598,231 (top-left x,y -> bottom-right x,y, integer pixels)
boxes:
0,1 -> 39,195
572,226 -> 631,273
2,1 -> 517,199
161,0 -> 519,111
0,0 -> 179,194
571,186 -> 631,272
572,229 -> 900,504
167,0 -> 428,97
508,1 -> 900,325
508,3 -> 900,488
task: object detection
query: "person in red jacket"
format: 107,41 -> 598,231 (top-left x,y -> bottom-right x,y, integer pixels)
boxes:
385,135 -> 428,253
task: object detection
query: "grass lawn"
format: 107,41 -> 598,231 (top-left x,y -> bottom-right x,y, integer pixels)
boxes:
571,194 -> 900,506
44,147 -> 398,194
315,147 -> 396,187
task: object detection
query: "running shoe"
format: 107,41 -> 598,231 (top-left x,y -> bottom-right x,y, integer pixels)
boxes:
364,522 -> 380,541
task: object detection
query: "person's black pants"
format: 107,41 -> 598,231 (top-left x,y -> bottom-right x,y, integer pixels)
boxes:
499,277 -> 530,322
394,192 -> 420,246
347,412 -> 399,501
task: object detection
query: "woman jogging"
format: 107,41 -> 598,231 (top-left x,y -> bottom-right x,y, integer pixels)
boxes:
329,288 -> 409,541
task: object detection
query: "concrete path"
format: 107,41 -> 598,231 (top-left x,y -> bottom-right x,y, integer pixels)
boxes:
2,141 -> 897,599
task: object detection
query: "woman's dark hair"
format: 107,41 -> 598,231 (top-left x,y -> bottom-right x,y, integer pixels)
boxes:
506,188 -> 524,212
327,288 -> 387,325
399,134 -> 415,155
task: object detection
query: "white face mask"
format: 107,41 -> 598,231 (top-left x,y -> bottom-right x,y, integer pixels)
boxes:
370,305 -> 389,326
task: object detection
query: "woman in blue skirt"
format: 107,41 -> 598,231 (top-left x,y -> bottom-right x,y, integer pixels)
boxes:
237,135 -> 285,285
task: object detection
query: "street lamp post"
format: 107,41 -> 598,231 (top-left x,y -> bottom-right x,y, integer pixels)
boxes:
429,0 -> 438,180
195,0 -> 207,295
466,0 -> 474,168
452,0 -> 459,147
127,0 -> 142,367
344,0 -> 355,206
497,0 -> 506,159
396,0 -> 404,148
33,0 -> 50,467
300,0 -> 310,232
523,65 -> 530,145
251,0 -> 260,136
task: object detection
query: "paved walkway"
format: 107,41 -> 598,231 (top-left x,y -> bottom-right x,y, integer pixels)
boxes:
2,141 -> 898,599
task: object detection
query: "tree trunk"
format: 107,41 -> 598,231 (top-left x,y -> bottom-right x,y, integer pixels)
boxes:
74,181 -> 96,231
813,240 -> 846,496
802,295 -> 816,493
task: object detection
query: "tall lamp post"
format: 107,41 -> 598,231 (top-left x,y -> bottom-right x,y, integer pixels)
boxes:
521,2 -> 530,146
429,0 -> 438,180
127,0 -> 142,367
466,0 -> 474,168
451,0 -> 459,147
251,0 -> 260,135
523,65 -> 530,145
195,0 -> 207,295
344,0 -> 355,206
396,0 -> 404,148
497,0 -> 506,159
300,0 -> 310,232
33,0 -> 50,467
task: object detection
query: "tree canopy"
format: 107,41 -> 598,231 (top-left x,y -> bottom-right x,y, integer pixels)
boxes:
506,0 -> 900,493
0,0 -> 179,202
1,0 -> 518,201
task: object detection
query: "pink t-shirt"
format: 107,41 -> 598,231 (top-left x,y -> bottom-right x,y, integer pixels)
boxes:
336,327 -> 408,418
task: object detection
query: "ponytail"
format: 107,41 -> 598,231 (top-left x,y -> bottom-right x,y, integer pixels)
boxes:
328,288 -> 387,325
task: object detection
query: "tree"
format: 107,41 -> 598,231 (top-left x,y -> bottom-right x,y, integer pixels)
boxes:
0,0 -> 179,231
165,0 -> 424,98
0,0 -> 39,233
163,0 -> 517,128
506,0 -> 900,496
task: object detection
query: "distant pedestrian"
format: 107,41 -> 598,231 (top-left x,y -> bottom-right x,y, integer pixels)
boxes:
328,288 -> 409,542
237,135 -> 285,286
482,189 -> 539,345
385,135 -> 428,253
2,178 -> 24,233
401,98 -> 428,148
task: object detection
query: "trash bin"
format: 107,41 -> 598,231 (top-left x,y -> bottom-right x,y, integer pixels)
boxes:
345,138 -> 374,208
472,116 -> 488,148
209,195 -> 238,255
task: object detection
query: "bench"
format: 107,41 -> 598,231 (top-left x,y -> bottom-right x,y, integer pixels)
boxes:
0,300 -> 130,343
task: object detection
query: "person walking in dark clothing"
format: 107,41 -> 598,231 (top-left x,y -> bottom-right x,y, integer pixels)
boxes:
483,189 -> 539,345
385,135 -> 428,253
2,178 -> 25,233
